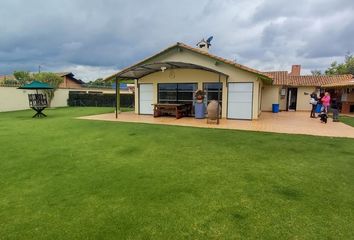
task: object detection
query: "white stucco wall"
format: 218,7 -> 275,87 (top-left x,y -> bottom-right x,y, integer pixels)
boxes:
0,87 -> 36,112
296,87 -> 316,111
50,89 -> 70,108
0,87 -> 119,112
0,87 -> 69,112
261,85 -> 280,111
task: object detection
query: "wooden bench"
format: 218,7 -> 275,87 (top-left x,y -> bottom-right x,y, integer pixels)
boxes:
153,103 -> 192,119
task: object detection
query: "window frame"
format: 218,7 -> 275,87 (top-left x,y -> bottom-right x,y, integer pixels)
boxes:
158,83 -> 198,104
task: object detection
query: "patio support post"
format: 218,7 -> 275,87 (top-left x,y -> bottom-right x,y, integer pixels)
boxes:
217,73 -> 221,124
115,77 -> 120,119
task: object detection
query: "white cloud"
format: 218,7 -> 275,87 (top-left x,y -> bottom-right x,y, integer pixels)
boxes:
0,0 -> 353,76
54,65 -> 118,82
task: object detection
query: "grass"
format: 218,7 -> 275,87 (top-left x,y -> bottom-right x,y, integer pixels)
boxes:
340,115 -> 354,127
0,107 -> 354,239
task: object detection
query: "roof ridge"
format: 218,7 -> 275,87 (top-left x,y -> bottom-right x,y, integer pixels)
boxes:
288,74 -> 353,78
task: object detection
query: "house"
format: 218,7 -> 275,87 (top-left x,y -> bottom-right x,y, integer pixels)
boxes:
106,41 -> 354,120
105,41 -> 354,118
106,42 -> 273,120
263,66 -> 353,112
57,72 -> 85,89
322,79 -> 354,114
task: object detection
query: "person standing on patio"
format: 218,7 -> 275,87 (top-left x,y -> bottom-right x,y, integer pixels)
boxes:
331,98 -> 340,122
321,92 -> 331,113
310,92 -> 318,118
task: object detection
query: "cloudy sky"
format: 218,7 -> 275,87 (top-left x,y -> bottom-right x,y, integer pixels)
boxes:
1,0 -> 353,81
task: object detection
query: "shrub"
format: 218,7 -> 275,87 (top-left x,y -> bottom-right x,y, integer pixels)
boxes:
68,93 -> 134,108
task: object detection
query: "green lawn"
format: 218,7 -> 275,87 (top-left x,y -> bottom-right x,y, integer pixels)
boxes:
340,116 -> 354,127
0,107 -> 354,239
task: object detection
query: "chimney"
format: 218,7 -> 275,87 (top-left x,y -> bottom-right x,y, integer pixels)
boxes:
290,65 -> 301,76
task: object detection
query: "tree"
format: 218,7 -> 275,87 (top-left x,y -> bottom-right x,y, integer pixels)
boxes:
87,78 -> 111,86
13,70 -> 63,106
32,72 -> 63,104
311,70 -> 322,76
325,53 -> 354,75
13,71 -> 32,85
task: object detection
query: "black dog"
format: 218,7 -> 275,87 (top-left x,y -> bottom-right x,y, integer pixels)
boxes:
319,112 -> 328,123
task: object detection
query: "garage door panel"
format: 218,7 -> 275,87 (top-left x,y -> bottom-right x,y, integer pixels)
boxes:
139,84 -> 153,114
228,82 -> 253,92
228,102 -> 252,119
140,91 -> 153,101
227,83 -> 253,120
228,92 -> 252,102
140,101 -> 153,114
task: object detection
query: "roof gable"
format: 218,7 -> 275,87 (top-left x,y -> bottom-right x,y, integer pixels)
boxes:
106,42 -> 271,81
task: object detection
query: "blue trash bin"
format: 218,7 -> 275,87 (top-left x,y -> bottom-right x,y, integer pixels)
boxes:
272,104 -> 279,113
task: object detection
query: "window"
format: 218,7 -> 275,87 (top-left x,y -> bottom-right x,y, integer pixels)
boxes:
158,83 -> 197,104
204,83 -> 223,104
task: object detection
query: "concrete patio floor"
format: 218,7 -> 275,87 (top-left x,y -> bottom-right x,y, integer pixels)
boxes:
79,111 -> 354,138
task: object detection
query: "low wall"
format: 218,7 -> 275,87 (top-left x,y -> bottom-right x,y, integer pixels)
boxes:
0,87 -> 69,112
0,87 -> 37,112
51,89 -> 70,108
0,86 -> 127,112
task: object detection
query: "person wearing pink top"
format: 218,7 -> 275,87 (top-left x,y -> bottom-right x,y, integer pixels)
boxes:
321,92 -> 331,113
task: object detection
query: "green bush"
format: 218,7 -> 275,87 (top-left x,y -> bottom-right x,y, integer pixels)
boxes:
68,93 -> 134,107
3,79 -> 19,85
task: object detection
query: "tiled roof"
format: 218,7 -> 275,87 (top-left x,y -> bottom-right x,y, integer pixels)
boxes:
287,74 -> 353,86
322,79 -> 354,88
106,42 -> 272,81
264,70 -> 353,87
263,71 -> 288,85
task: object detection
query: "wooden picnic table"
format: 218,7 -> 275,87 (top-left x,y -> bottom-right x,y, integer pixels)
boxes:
153,103 -> 192,119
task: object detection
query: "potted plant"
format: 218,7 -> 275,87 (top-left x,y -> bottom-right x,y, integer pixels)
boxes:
194,90 -> 206,119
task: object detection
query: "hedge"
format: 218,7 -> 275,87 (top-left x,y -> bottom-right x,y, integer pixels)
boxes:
68,93 -> 134,107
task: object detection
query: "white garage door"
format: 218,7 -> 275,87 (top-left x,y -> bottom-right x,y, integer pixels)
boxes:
227,83 -> 253,120
139,84 -> 153,114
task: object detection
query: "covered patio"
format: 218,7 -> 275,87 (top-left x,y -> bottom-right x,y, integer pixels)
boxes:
110,61 -> 229,122
79,111 -> 354,138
